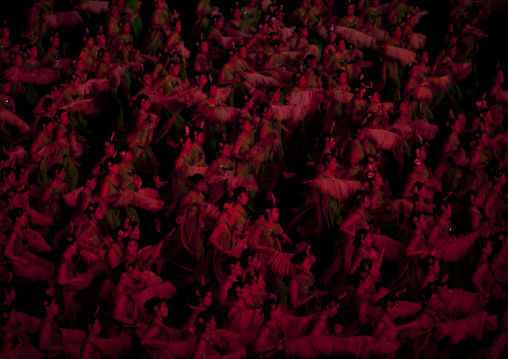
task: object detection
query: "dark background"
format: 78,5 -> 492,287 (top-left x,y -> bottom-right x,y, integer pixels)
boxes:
3,0 -> 507,73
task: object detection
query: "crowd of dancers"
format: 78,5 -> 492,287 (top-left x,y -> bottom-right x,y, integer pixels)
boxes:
1,0 -> 508,358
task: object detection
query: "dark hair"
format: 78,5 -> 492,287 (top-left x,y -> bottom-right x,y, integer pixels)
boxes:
260,297 -> 279,320
409,182 -> 425,196
407,211 -> 422,230
406,62 -> 418,78
216,195 -> 234,212
233,186 -> 247,200
116,143 -> 132,158
194,310 -> 214,334
169,17 -> 181,30
133,94 -> 149,109
263,196 -> 278,212
158,50 -> 173,66
491,233 -> 504,255
6,208 -> 25,224
189,174 -> 205,187
290,250 -> 308,266
110,226 -> 128,242
212,14 -> 224,24
1,167 -> 14,180
416,49 -> 428,60
364,170 -> 377,184
84,202 -> 101,219
362,154 -> 377,168
433,195 -> 452,217
0,282 -> 14,305
238,117 -> 252,130
1,188 -> 15,203
54,109 -> 67,122
351,259 -> 371,286
243,272 -> 257,287
124,214 -> 139,231
111,261 -> 128,285
119,19 -> 130,29
179,134 -> 192,148
268,36 -> 281,48
202,82 -> 215,94
470,129 -> 484,147
419,283 -> 438,303
144,296 -> 166,315
225,48 -> 237,63
257,103 -> 271,117
95,27 -> 105,38
60,234 -> 77,252
15,166 -> 26,181
353,229 -> 368,247
239,92 -> 253,108
42,98 -> 54,111
353,190 -> 369,207
292,70 -> 305,83
364,88 -> 376,102
344,1 -> 355,12
389,24 -> 401,35
445,41 -> 456,54
108,1 -> 118,11
227,281 -> 245,301
488,167 -> 504,182
257,14 -> 270,28
265,87 -> 278,97
83,304 -> 102,331
333,68 -> 347,82
0,305 -> 14,326
48,163 -> 65,180
220,256 -> 240,276
70,72 -> 81,82
320,154 -> 336,168
121,236 -> 137,251
351,77 -> 367,95
216,137 -> 229,152
194,72 -> 204,84
189,283 -> 212,308
421,255 -> 439,276
471,236 -> 490,254
37,116 -> 53,131
395,100 -> 409,114
376,292 -> 396,311
103,156 -> 120,172
240,248 -> 257,269
350,125 -> 363,139
230,2 -> 241,13
328,314 -> 344,334
295,24 -> 307,36
319,294 -> 339,310
166,59 -> 179,72
464,190 -> 478,207
191,127 -> 204,140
